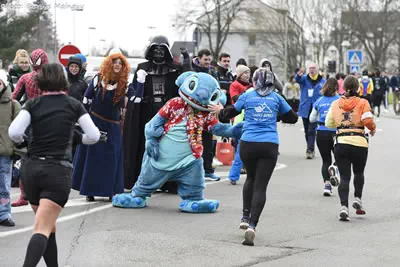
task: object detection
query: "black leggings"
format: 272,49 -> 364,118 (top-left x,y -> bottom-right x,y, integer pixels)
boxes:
334,144 -> 368,207
316,131 -> 335,182
240,141 -> 278,227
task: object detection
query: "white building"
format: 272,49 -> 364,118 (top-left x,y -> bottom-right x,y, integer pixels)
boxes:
194,0 -> 304,80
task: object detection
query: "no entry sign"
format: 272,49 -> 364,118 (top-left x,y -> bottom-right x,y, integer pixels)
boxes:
58,45 -> 81,67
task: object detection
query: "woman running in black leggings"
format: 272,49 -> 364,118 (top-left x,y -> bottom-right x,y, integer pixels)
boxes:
309,78 -> 340,196
9,63 -> 101,267
212,69 -> 298,246
325,75 -> 376,221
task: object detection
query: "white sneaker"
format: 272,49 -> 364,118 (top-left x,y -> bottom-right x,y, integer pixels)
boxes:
328,165 -> 340,187
242,227 -> 256,246
339,206 -> 350,221
212,158 -> 223,167
384,109 -> 389,113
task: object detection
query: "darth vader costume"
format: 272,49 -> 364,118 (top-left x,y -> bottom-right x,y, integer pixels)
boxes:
123,36 -> 188,191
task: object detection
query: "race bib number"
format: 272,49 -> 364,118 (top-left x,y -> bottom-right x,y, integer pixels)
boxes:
308,89 -> 314,97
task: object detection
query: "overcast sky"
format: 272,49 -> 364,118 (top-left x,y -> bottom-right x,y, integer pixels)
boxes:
23,0 -> 189,55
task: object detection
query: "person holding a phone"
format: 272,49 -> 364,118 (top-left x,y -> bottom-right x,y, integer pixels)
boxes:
296,63 -> 326,159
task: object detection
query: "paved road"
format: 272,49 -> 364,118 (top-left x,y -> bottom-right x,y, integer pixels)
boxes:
1,116 -> 399,267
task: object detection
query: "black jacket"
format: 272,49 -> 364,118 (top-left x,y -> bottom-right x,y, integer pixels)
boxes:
68,78 -> 87,102
372,76 -> 388,95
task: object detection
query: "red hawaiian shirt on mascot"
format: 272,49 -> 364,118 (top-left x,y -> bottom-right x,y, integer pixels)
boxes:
158,98 -> 218,159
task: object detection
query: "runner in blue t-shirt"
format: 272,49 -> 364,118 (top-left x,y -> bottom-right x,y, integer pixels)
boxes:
310,78 -> 340,196
211,69 -> 298,246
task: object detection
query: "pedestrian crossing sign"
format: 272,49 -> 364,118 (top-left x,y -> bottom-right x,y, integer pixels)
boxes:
350,64 -> 360,73
348,50 -> 363,64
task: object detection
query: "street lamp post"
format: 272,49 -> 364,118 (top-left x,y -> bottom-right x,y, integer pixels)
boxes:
88,27 -> 96,56
284,9 -> 289,81
54,0 -> 57,55
341,40 -> 350,73
99,39 -> 106,55
72,7 -> 84,45
397,27 -> 400,72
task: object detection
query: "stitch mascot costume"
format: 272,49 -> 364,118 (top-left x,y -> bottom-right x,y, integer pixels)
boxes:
112,72 -> 243,213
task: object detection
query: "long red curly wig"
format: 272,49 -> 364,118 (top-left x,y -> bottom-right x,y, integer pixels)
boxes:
99,53 -> 130,104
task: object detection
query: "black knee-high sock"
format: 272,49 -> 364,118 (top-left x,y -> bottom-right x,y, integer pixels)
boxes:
23,233 -> 48,267
43,233 -> 58,267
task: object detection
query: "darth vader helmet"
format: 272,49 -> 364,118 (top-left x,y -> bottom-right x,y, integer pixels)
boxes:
145,35 -> 173,64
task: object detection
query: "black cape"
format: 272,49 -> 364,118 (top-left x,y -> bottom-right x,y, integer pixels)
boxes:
123,61 -> 183,189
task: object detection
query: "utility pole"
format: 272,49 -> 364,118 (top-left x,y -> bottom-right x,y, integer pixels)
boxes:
54,0 -> 57,55
284,9 -> 288,81
398,27 -> 400,72
283,0 -> 289,82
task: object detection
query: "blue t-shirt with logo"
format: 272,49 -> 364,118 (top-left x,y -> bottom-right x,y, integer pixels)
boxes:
234,89 -> 292,144
313,95 -> 340,132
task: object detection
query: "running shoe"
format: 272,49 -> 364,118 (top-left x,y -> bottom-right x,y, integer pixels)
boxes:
306,150 -> 315,159
323,183 -> 333,196
212,158 -> 223,168
328,164 -> 340,187
230,180 -> 237,185
339,206 -> 350,221
205,173 -> 221,181
0,218 -> 15,227
242,225 -> 256,246
239,217 -> 249,230
352,197 -> 366,215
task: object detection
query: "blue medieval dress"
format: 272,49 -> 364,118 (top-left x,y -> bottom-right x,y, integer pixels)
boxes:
72,76 -> 131,197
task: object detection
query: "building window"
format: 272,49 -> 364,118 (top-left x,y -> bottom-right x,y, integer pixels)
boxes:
248,34 -> 256,45
248,56 -> 256,66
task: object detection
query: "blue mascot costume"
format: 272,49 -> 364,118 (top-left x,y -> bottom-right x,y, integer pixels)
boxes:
112,72 -> 243,213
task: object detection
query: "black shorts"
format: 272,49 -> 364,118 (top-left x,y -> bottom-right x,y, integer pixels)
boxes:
21,158 -> 72,207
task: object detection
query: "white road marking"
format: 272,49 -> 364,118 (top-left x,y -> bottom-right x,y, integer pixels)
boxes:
1,163 -> 288,238
0,204 -> 112,238
11,198 -> 90,214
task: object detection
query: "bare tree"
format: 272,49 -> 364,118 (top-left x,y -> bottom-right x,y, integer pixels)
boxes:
343,0 -> 400,68
174,0 -> 248,59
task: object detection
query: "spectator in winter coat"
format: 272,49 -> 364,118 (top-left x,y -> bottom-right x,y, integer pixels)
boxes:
228,65 -> 251,185
283,74 -> 300,112
230,65 -> 252,104
66,56 -> 88,102
191,49 -> 217,78
390,72 -> 400,115
358,70 -> 374,108
8,50 -> 31,91
252,59 -> 283,93
0,69 -> 21,227
371,69 -> 388,118
74,53 -> 88,79
216,53 -> 235,107
191,49 -> 221,182
296,62 -> 326,159
236,58 -> 247,67
11,48 -> 48,207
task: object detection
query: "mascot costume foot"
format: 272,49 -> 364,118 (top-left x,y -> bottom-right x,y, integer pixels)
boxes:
113,72 -> 243,213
